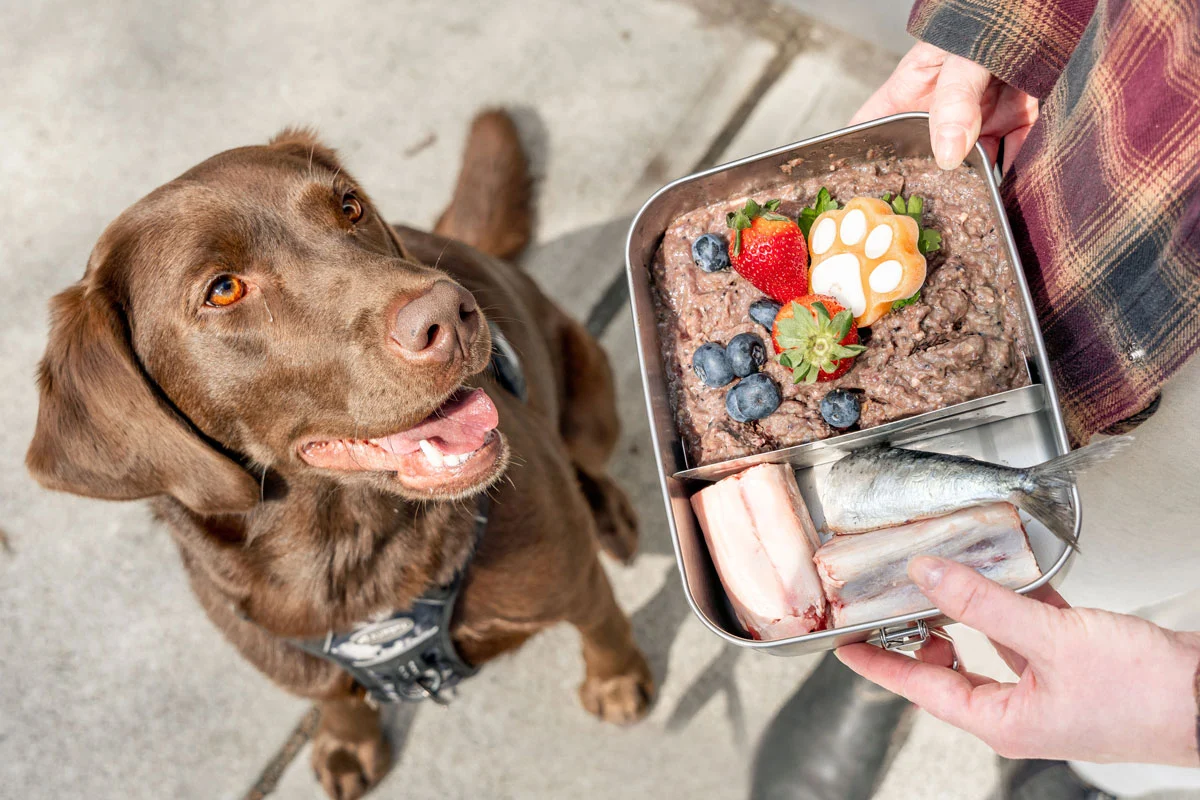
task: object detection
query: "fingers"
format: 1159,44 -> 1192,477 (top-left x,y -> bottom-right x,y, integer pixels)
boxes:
835,643 -> 1003,731
929,54 -> 993,169
914,629 -> 957,669
988,638 -> 1028,676
1001,129 -> 1032,173
915,630 -> 995,686
1028,583 -> 1071,610
850,42 -> 947,124
908,556 -> 1060,664
985,86 -> 1039,172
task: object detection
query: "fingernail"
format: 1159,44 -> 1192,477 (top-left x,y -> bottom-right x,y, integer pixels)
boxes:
909,556 -> 946,590
833,648 -> 847,664
934,125 -> 967,170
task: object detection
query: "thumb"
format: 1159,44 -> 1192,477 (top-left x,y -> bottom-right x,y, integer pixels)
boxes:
928,54 -> 991,169
908,556 -> 1060,665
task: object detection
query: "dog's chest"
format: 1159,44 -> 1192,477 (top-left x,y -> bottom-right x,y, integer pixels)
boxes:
283,323 -> 526,704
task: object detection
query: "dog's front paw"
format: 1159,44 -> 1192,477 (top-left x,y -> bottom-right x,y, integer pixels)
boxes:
311,723 -> 391,800
579,652 -> 655,725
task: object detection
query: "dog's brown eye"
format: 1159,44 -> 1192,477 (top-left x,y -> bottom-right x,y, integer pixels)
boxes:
341,192 -> 364,223
205,275 -> 247,307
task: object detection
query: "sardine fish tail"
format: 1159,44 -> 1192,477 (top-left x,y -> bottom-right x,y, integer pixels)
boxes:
1015,484 -> 1080,552
1028,435 -> 1133,481
1015,435 -> 1132,551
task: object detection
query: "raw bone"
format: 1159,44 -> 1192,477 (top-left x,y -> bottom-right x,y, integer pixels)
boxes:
691,464 -> 826,640
813,502 -> 1041,629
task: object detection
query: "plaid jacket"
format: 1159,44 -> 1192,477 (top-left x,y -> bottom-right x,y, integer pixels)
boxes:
910,0 -> 1200,445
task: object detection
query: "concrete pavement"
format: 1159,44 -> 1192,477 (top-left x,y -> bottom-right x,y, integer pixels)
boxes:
3,1 -> 1195,799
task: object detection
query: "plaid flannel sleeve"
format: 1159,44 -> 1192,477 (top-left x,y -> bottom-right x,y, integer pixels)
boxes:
908,0 -> 1099,97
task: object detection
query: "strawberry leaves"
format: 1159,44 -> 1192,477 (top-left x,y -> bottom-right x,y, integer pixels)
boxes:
726,198 -> 788,256
774,300 -> 866,384
797,187 -> 840,237
881,192 -> 942,255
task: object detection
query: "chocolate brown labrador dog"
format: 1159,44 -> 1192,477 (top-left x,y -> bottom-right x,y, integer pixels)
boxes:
26,110 -> 653,799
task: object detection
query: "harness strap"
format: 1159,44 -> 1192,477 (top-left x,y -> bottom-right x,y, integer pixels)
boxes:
287,501 -> 488,705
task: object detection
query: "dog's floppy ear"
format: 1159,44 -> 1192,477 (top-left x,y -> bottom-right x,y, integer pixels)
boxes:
269,126 -> 342,173
26,279 -> 261,515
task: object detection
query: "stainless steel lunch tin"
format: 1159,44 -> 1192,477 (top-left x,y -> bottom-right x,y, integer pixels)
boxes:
625,113 -> 1080,656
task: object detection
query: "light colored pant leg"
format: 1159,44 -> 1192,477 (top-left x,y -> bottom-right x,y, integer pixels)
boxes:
1059,354 -> 1200,613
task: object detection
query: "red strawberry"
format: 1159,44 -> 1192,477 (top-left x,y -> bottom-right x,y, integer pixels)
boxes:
771,295 -> 865,383
726,199 -> 809,302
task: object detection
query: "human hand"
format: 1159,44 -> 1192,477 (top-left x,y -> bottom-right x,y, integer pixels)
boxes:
836,556 -> 1200,766
850,42 -> 1039,172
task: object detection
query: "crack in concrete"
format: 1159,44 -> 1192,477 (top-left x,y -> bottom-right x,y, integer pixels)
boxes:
585,25 -> 812,340
242,706 -> 321,800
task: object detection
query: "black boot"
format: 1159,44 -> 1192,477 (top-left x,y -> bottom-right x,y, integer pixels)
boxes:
995,759 -> 1118,800
749,651 -> 913,800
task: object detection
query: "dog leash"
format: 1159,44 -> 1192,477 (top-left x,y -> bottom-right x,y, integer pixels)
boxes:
284,322 -> 526,705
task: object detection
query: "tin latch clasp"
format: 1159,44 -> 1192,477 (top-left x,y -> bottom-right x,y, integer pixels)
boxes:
879,619 -> 930,651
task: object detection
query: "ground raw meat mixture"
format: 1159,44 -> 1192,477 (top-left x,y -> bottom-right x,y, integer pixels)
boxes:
651,157 -> 1030,467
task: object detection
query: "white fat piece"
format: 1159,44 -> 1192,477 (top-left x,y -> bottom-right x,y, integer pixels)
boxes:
839,209 -> 867,245
418,439 -> 445,467
869,260 -> 904,293
810,217 -> 837,255
810,253 -> 867,316
864,224 -> 893,259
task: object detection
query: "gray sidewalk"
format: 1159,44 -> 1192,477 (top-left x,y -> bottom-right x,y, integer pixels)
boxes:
3,2 -> 1193,799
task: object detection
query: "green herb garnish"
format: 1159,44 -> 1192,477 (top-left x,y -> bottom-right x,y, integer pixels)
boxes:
881,192 -> 942,255
891,291 -> 922,311
797,187 -> 840,237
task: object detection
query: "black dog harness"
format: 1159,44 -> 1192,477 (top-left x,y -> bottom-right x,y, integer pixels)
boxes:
288,323 -> 526,705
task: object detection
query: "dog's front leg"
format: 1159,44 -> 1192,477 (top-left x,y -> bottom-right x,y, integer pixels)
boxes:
310,693 -> 392,800
568,556 -> 655,724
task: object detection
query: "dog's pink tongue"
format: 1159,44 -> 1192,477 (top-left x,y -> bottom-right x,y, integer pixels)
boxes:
381,388 -> 499,456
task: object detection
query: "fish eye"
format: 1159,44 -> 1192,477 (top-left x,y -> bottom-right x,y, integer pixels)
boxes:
205,274 -> 247,307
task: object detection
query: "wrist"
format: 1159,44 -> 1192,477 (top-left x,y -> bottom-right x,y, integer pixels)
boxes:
1163,632 -> 1200,767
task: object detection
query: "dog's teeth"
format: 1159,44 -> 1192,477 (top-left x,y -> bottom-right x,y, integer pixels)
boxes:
444,453 -> 463,467
418,439 -> 444,467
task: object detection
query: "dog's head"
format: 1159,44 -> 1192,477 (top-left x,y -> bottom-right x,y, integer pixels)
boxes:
27,131 -> 508,515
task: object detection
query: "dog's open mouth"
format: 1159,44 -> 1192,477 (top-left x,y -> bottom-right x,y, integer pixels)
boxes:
299,388 -> 504,493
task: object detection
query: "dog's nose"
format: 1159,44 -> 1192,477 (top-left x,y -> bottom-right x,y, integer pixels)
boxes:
390,281 -> 481,363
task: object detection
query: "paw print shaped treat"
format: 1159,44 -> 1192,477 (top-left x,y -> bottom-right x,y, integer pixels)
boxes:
807,197 -> 927,327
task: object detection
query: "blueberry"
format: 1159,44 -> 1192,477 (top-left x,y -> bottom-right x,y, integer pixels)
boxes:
691,233 -> 731,273
748,298 -> 782,330
820,389 -> 862,429
725,373 -> 781,422
693,343 -> 735,387
726,332 -> 766,377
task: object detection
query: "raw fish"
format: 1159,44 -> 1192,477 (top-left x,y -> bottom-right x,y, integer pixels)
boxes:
819,437 -> 1131,548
